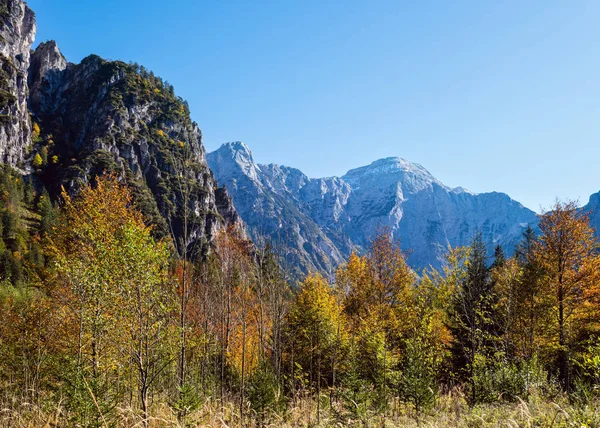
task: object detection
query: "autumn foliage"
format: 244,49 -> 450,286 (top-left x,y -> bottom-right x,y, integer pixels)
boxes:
2,174 -> 600,425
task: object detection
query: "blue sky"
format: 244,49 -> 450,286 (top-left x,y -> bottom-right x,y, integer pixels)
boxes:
27,0 -> 600,212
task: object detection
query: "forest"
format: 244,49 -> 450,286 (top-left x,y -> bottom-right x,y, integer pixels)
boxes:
1,169 -> 600,427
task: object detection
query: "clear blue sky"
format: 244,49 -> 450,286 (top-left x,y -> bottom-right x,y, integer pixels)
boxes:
27,0 -> 600,212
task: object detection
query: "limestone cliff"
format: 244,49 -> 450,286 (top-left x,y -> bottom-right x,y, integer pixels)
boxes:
0,0 -> 35,167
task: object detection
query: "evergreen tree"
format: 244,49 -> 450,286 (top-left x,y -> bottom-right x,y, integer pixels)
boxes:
449,232 -> 499,401
491,244 -> 505,270
37,188 -> 58,236
514,226 -> 546,360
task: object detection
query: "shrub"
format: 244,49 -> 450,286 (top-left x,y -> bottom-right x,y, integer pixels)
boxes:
472,354 -> 548,403
247,361 -> 281,422
32,153 -> 43,168
399,336 -> 437,413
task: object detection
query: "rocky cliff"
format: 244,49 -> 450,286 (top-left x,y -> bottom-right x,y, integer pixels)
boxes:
207,142 -> 345,277
584,192 -> 600,234
0,0 -> 35,167
0,0 -> 241,257
208,142 -> 539,273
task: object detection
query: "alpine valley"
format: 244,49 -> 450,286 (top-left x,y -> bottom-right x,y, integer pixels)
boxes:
0,0 -> 598,278
5,1 -> 600,426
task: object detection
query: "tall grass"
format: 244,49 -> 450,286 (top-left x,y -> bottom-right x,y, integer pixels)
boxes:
2,388 -> 600,427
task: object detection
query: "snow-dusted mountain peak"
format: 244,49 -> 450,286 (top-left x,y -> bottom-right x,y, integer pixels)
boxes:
207,142 -> 538,275
342,156 -> 446,192
208,141 -> 261,182
221,141 -> 254,164
452,186 -> 474,195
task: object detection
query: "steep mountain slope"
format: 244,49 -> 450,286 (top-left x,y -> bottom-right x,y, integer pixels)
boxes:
0,0 -> 35,166
584,192 -> 600,233
0,0 -> 241,257
208,142 -> 538,273
207,142 -> 345,277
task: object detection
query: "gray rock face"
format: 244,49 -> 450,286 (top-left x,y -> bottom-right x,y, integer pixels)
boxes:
0,0 -> 35,167
207,142 -> 344,277
0,0 -> 242,260
208,142 -> 539,274
28,40 -> 67,114
26,39 -> 241,257
584,192 -> 600,233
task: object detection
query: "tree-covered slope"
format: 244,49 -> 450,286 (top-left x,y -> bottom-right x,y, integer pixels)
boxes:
25,40 -> 241,257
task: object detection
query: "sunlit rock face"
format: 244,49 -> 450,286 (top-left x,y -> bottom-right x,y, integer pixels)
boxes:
208,142 -> 538,275
0,0 -> 36,167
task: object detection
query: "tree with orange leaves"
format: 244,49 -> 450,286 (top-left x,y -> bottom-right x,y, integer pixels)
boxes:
535,200 -> 600,387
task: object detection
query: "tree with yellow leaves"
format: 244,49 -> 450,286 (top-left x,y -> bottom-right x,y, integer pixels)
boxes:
48,175 -> 174,426
337,233 -> 416,400
535,200 -> 600,387
286,272 -> 347,422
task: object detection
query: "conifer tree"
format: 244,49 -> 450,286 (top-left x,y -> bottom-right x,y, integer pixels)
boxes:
513,226 -> 546,360
449,232 -> 499,400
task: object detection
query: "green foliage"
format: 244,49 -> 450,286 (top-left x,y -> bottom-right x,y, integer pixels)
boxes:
37,189 -> 58,236
449,232 -> 500,390
399,336 -> 437,412
0,167 -> 49,287
247,361 -> 282,421
338,355 -> 373,422
471,354 -> 548,404
171,383 -> 204,422
353,326 -> 398,391
573,337 -> 600,405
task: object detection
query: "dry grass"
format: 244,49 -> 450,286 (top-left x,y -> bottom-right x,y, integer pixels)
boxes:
2,390 -> 600,427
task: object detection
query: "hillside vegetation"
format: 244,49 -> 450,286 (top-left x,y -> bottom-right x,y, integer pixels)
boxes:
1,173 -> 600,427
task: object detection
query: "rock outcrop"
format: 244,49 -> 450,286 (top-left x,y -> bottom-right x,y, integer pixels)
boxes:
0,0 -> 35,167
0,0 -> 241,258
25,42 -> 241,256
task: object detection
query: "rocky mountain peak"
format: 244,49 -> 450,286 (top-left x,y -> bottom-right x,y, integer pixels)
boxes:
31,40 -> 67,69
28,40 -> 68,113
223,141 -> 255,166
342,156 -> 446,193
208,141 -> 262,184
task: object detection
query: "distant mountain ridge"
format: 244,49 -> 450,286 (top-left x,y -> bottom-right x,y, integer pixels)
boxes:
208,142 -> 539,276
584,192 -> 600,234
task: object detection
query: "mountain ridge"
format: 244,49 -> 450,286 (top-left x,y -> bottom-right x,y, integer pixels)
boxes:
0,0 -> 242,258
208,141 -> 539,275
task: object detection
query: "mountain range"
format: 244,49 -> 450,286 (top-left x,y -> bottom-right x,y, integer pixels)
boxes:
207,142 -> 540,276
1,0 -> 600,278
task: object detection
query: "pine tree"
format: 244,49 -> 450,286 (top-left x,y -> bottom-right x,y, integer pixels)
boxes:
513,226 -> 546,360
449,232 -> 499,401
491,244 -> 505,270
